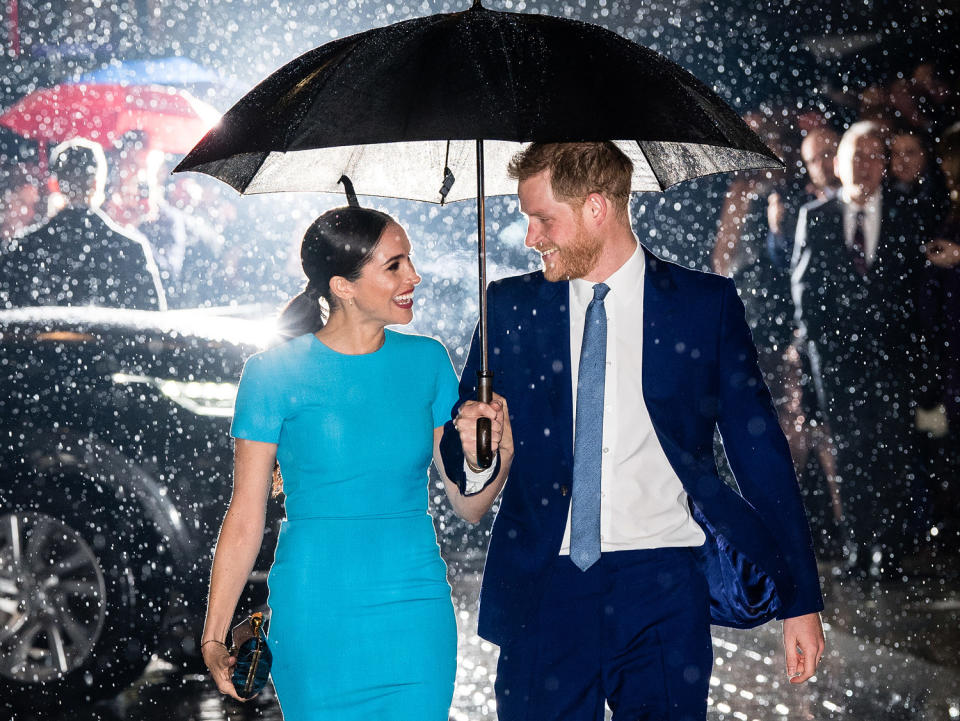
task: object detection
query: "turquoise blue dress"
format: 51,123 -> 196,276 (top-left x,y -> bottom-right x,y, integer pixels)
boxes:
230,329 -> 460,720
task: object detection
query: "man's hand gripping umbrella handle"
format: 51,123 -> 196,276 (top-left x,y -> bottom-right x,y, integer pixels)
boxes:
476,370 -> 495,469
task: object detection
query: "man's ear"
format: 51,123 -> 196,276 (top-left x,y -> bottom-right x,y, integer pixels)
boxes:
582,192 -> 608,227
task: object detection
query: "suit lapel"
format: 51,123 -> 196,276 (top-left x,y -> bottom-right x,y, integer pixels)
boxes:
531,249 -> 679,475
641,246 -> 677,402
535,278 -> 574,469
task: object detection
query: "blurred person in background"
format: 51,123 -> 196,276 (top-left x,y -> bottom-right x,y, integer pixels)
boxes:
0,138 -> 165,310
888,129 -> 950,232
0,163 -> 42,247
857,83 -> 893,128
766,125 -> 841,268
889,61 -> 958,135
799,126 -> 841,201
939,123 -> 960,218
174,179 -> 276,308
711,112 -> 800,431
917,218 -> 960,547
791,120 -> 932,574
711,111 -> 795,362
716,116 -> 844,558
106,131 -> 189,291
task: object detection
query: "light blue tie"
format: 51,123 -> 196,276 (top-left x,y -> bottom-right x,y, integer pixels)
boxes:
570,282 -> 609,571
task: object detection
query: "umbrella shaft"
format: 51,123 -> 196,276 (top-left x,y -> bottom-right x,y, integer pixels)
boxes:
476,139 -> 489,373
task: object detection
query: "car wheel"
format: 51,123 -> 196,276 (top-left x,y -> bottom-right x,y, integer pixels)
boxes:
0,476 -> 159,708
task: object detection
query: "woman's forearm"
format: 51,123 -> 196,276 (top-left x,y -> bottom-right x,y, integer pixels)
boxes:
202,505 -> 266,643
202,438 -> 277,643
443,452 -> 512,524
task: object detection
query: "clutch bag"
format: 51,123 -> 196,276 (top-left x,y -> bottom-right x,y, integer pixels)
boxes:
229,611 -> 272,699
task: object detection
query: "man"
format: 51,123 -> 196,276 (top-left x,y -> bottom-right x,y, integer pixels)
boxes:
799,126 -> 841,201
105,130 -> 190,289
440,142 -> 824,721
0,138 -> 165,311
791,121 -> 933,571
765,126 -> 841,268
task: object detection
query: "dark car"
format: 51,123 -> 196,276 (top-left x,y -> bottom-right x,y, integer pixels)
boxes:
0,306 -> 283,709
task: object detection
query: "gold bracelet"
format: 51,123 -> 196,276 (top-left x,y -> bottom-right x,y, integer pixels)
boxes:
200,639 -> 228,650
466,453 -> 494,473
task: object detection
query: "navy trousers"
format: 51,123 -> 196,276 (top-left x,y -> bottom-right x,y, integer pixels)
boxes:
494,547 -> 712,721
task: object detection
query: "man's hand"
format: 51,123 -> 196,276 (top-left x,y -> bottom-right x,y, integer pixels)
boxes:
767,192 -> 786,236
782,612 -> 825,684
925,239 -> 960,268
454,393 -> 512,469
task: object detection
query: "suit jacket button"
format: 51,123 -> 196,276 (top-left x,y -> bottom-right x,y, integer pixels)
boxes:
560,485 -> 569,496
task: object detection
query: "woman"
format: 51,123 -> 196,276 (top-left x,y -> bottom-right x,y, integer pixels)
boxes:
200,206 -> 512,719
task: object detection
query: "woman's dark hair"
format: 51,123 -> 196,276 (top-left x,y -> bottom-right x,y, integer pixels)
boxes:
277,205 -> 394,339
272,206 -> 394,495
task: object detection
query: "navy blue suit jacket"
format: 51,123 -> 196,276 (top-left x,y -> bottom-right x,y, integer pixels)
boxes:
440,246 -> 824,646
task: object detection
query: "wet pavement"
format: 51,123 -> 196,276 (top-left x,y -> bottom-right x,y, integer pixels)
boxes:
12,555 -> 960,721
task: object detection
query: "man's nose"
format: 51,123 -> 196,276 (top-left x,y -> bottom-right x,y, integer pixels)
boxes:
524,227 -> 538,248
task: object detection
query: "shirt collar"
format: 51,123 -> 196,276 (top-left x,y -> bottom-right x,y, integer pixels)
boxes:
570,240 -> 644,305
840,187 -> 881,214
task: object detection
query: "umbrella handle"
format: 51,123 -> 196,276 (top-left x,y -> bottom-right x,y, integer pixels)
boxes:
475,370 -> 495,470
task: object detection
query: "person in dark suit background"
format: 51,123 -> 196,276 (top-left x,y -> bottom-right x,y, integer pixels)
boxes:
917,218 -> 960,544
791,120 -> 943,572
441,142 -> 824,721
0,138 -> 165,311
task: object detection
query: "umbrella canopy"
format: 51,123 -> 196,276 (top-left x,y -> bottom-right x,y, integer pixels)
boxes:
0,83 -> 220,154
175,1 -> 781,201
174,0 -> 783,468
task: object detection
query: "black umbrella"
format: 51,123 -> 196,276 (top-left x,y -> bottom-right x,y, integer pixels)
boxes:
175,0 -> 782,467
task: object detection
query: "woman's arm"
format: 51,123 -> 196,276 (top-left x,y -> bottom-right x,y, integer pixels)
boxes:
433,393 -> 513,524
201,438 -> 277,700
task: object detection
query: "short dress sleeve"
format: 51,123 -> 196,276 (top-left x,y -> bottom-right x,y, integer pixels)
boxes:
431,340 -> 460,429
231,353 -> 286,444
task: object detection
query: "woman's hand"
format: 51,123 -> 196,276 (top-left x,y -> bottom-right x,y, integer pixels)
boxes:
437,392 -> 514,524
202,640 -> 244,701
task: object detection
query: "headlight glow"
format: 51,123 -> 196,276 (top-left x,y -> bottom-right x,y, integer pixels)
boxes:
112,373 -> 237,417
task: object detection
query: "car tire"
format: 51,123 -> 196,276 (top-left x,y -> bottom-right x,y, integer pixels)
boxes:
0,443 -> 165,709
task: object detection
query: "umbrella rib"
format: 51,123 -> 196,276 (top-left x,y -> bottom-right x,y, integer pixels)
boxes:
629,140 -> 668,191
489,19 -> 524,139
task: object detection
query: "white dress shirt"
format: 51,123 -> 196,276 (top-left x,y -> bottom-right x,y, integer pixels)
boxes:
464,243 -> 706,553
840,188 -> 882,267
558,242 -> 705,553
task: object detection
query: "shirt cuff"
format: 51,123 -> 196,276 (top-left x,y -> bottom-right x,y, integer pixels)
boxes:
463,453 -> 498,494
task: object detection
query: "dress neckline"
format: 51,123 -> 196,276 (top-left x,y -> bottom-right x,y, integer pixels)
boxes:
310,328 -> 391,357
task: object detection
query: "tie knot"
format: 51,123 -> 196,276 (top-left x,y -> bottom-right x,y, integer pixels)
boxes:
592,283 -> 610,302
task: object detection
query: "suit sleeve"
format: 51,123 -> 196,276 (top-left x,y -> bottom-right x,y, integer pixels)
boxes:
439,284 -> 501,495
715,278 -> 823,619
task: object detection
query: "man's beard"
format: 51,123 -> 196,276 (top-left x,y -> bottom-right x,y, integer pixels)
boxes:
542,221 -> 603,282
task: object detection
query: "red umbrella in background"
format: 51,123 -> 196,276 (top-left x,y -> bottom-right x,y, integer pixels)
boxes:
0,83 -> 220,170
